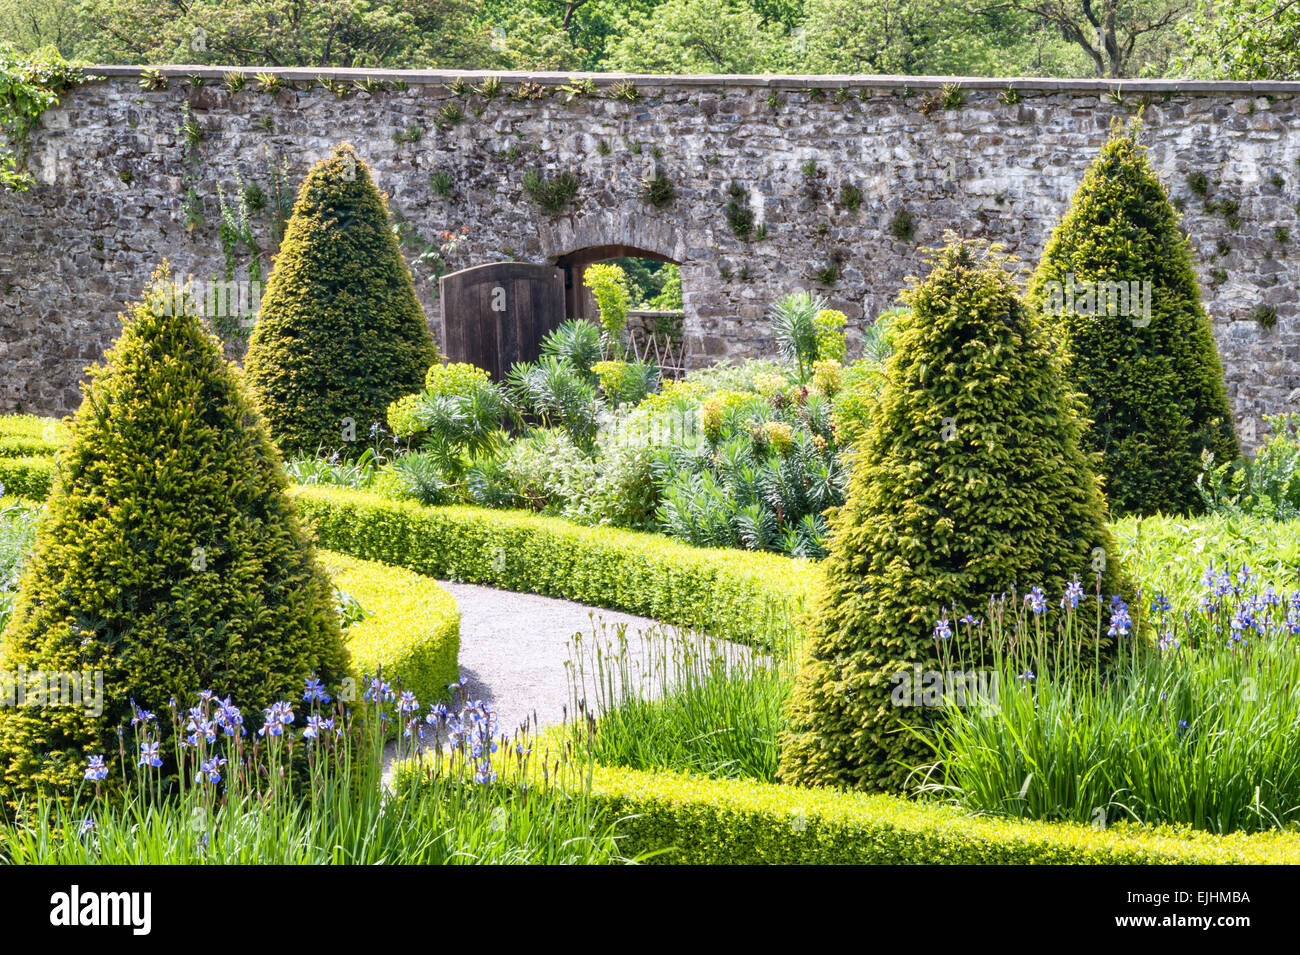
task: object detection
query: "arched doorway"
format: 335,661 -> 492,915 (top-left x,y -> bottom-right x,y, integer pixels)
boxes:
554,244 -> 685,375
554,244 -> 678,320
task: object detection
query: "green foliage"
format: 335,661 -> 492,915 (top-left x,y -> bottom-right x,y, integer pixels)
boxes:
592,360 -> 659,406
582,262 -> 631,342
245,143 -> 437,459
507,356 -> 603,450
1180,0 -> 1300,79
291,485 -> 815,650
1197,414 -> 1300,519
541,319 -> 603,379
770,290 -> 824,381
603,0 -> 783,73
0,42 -> 87,190
780,237 -> 1123,793
76,0 -> 504,70
522,168 -> 579,214
0,267 -> 351,801
812,308 -> 847,362
571,622 -> 791,783
575,761 -> 1300,864
0,456 -> 54,499
657,385 -> 846,558
1027,123 -> 1238,516
925,585 -> 1300,833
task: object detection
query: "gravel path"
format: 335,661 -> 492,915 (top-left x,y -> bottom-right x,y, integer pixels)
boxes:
438,580 -> 672,737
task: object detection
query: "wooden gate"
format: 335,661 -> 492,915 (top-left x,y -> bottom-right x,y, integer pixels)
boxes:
438,262 -> 567,379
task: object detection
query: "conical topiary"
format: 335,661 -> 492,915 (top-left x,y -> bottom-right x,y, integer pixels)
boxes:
245,143 -> 438,458
0,266 -> 350,801
1027,121 -> 1238,515
778,237 -> 1124,794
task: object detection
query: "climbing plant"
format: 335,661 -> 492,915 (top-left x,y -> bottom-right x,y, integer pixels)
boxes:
0,44 -> 89,191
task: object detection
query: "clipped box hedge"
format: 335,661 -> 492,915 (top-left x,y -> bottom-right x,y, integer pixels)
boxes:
292,486 -> 817,649
0,456 -> 55,500
467,736 -> 1293,864
317,549 -> 460,709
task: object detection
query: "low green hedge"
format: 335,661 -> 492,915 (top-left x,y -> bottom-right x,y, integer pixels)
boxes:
317,550 -> 460,709
0,456 -> 55,500
539,754 -> 1300,864
292,486 -> 817,649
0,416 -> 66,458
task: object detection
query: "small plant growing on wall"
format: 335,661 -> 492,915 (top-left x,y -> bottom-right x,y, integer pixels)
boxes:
559,77 -> 598,101
998,85 -> 1021,105
475,76 -> 501,99
641,169 -> 674,208
224,70 -> 247,93
766,90 -> 783,111
512,81 -> 549,100
446,77 -> 472,97
437,103 -> 464,129
890,209 -> 916,242
316,75 -> 349,98
139,68 -> 168,91
256,72 -> 284,95
393,123 -> 424,143
840,183 -> 863,211
1255,304 -> 1278,329
610,81 -> 639,101
724,181 -> 755,239
523,169 -> 580,214
430,170 -> 454,197
1187,171 -> 1210,197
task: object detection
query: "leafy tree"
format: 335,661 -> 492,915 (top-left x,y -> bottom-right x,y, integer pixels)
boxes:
604,0 -> 784,73
0,265 -> 350,801
0,0 -> 86,55
984,0 -> 1186,77
779,236 -> 1123,792
1179,0 -> 1300,78
76,0 -> 500,68
1027,122 -> 1238,515
245,143 -> 437,458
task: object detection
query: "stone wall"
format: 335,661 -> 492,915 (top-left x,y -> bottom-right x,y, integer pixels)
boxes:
2,66 -> 1298,442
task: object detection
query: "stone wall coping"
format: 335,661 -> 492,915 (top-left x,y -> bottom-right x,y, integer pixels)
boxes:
86,64 -> 1300,95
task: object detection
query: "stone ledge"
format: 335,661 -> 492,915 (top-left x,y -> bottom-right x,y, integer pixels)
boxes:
87,65 -> 1300,95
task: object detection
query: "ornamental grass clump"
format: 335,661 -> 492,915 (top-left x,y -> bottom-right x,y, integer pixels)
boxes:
921,563 -> 1300,834
2,677 -> 622,864
245,143 -> 438,459
1028,121 -> 1237,515
0,267 -> 350,804
779,236 -> 1124,793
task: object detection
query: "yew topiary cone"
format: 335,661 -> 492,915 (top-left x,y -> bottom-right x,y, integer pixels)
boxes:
245,143 -> 437,458
0,267 -> 350,801
779,237 -> 1123,794
1028,122 -> 1238,515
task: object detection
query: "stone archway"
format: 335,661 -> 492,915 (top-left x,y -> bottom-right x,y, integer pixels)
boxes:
538,212 -> 687,321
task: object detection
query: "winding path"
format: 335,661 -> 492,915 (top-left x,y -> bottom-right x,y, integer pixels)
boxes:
436,580 -> 674,736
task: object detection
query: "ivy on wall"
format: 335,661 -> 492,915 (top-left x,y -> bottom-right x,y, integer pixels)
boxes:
0,44 -> 90,191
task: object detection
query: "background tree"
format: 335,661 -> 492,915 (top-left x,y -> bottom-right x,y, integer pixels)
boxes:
75,0 -> 501,68
245,143 -> 438,458
1027,123 -> 1238,515
1179,0 -> 1300,79
603,0 -> 785,73
984,0 -> 1186,76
